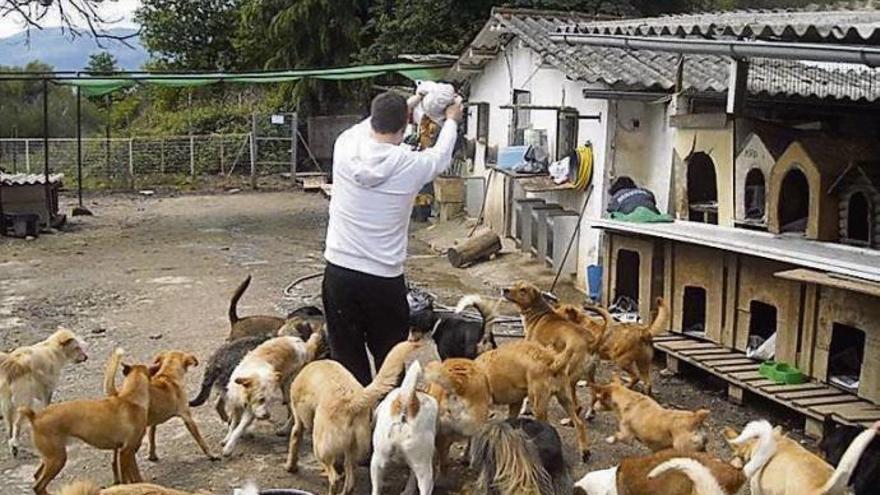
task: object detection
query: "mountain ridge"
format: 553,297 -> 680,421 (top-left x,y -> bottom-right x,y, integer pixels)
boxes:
0,27 -> 147,71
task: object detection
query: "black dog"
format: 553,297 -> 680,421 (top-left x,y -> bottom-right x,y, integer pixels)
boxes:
821,417 -> 880,495
470,417 -> 570,495
190,335 -> 269,422
409,294 -> 499,360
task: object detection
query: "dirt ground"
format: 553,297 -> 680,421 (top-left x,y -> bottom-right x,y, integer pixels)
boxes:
0,189 -> 812,494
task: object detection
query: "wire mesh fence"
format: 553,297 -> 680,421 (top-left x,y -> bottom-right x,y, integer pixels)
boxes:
0,134 -> 257,190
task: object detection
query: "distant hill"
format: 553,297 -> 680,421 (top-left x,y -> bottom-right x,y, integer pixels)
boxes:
0,27 -> 147,71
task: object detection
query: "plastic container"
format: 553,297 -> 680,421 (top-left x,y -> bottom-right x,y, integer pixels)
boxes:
258,490 -> 316,495
587,265 -> 603,302
759,360 -> 806,385
496,146 -> 530,171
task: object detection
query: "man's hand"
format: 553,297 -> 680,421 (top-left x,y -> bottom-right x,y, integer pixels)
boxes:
445,98 -> 464,123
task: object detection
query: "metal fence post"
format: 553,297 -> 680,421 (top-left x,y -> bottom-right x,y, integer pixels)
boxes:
219,138 -> 225,176
160,137 -> 165,174
190,136 -> 196,177
128,138 -> 135,190
250,114 -> 257,189
24,140 -> 30,173
290,112 -> 298,183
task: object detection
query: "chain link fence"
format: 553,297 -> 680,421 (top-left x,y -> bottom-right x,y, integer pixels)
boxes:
0,134 -> 259,190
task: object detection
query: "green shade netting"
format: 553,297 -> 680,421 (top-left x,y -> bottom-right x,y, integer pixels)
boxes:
57,62 -> 451,93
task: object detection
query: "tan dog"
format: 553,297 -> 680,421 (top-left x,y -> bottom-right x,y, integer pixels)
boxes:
559,298 -> 668,395
503,281 -> 606,417
724,420 -> 880,495
228,275 -> 286,340
59,480 -> 215,495
574,449 -> 744,495
475,340 -> 591,461
23,349 -> 150,495
286,337 -> 432,495
424,358 -> 492,471
592,376 -> 709,452
104,350 -> 216,462
0,327 -> 88,456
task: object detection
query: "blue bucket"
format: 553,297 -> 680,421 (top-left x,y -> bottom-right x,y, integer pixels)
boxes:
587,264 -> 603,302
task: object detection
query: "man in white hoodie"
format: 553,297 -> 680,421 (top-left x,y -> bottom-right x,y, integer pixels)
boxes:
323,91 -> 462,385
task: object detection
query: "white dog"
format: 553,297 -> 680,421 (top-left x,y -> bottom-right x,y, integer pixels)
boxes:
222,331 -> 322,457
371,361 -> 438,495
0,328 -> 88,456
649,458 -> 727,495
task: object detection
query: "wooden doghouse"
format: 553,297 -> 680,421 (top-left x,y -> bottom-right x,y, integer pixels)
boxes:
735,133 -> 786,227
768,139 -> 877,241
0,173 -> 64,229
670,242 -> 726,342
827,163 -> 880,249
602,232 -> 666,324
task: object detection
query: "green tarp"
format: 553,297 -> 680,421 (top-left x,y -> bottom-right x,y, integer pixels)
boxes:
58,62 -> 451,95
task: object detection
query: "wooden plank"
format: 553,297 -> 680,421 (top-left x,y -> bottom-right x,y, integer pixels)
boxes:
716,364 -> 761,373
777,388 -> 846,400
838,410 -> 880,422
810,402 -> 878,416
730,371 -> 763,381
679,348 -> 736,357
663,340 -> 718,351
702,358 -> 754,367
749,379 -> 778,388
653,335 -> 684,342
794,395 -> 860,407
775,268 -> 880,299
763,383 -> 827,394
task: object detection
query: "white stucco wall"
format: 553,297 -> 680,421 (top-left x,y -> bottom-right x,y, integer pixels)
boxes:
462,42 -> 612,289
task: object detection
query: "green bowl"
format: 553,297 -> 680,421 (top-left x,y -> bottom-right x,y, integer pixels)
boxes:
759,360 -> 777,380
759,361 -> 805,384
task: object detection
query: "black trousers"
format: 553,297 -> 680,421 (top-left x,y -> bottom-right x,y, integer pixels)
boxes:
322,262 -> 409,386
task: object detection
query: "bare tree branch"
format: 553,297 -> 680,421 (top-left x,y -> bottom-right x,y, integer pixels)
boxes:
1,0 -> 140,48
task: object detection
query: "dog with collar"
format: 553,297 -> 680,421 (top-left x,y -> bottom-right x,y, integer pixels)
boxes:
0,327 -> 88,457
573,449 -> 745,495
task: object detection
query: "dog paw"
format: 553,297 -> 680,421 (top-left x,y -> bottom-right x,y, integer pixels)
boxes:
559,418 -> 572,427
605,436 -> 616,444
581,450 -> 592,463
584,408 -> 596,422
221,445 -> 235,457
286,462 -> 299,474
208,454 -> 221,462
275,428 -> 290,438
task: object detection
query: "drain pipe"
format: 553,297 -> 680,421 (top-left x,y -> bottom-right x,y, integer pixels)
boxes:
550,33 -> 880,67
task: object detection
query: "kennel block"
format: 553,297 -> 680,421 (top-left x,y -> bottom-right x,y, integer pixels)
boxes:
514,198 -> 546,248
671,243 -> 726,343
530,204 -> 563,257
544,209 -> 579,269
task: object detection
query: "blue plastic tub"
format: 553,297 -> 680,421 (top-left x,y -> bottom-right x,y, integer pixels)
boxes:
496,146 -> 530,171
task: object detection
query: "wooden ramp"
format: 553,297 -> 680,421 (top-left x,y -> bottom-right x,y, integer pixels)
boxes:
654,333 -> 880,438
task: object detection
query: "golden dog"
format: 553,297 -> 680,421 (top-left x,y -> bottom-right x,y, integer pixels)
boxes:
105,350 -> 216,462
285,337 -> 432,495
592,376 -> 709,452
59,480 -> 215,495
558,298 -> 668,395
23,349 -> 150,495
503,281 -> 606,418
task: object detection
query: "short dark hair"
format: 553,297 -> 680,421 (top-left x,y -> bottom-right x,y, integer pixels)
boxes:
370,92 -> 408,134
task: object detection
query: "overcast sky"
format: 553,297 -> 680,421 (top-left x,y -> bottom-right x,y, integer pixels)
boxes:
0,0 -> 141,38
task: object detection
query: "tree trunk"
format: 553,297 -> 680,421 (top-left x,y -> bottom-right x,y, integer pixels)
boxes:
447,230 -> 502,268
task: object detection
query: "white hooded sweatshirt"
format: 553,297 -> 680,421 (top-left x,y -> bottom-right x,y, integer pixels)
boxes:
324,117 -> 458,278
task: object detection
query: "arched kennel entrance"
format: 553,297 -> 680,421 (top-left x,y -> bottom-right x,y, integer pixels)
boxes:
687,152 -> 718,224
778,168 -> 810,233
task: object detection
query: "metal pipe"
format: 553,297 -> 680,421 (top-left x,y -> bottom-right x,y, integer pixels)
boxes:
550,33 -> 880,67
76,86 -> 83,207
42,79 -> 50,218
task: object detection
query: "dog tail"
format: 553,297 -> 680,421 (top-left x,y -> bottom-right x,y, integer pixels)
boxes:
648,458 -> 726,495
820,425 -> 877,494
584,303 -> 613,344
456,294 -> 501,338
470,421 -> 554,495
238,481 -> 259,495
304,328 -> 325,362
351,338 -> 425,414
18,406 -> 36,424
0,353 -> 30,384
643,298 -> 669,338
58,481 -> 101,495
394,361 -> 423,422
189,360 -> 219,408
229,275 -> 251,327
103,348 -> 125,397
550,346 -> 574,375
731,419 -> 776,479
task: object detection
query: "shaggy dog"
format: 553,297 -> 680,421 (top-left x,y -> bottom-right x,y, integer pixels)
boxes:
469,418 -> 570,495
0,327 -> 88,456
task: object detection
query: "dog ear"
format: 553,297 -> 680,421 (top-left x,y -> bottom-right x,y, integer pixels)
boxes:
122,363 -> 133,376
185,354 -> 199,369
235,377 -> 254,388
151,353 -> 166,366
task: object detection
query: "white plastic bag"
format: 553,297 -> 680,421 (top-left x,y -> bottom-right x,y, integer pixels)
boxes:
415,80 -> 456,124
747,332 -> 776,360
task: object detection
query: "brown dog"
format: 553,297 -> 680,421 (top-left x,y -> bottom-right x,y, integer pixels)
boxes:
573,449 -> 745,495
503,281 -> 607,418
724,420 -> 880,495
475,340 -> 591,461
592,376 -> 709,452
104,350 -> 216,462
559,298 -> 668,396
23,349 -> 150,495
285,336 -> 432,495
59,480 -> 215,495
228,275 -> 286,340
424,358 -> 492,471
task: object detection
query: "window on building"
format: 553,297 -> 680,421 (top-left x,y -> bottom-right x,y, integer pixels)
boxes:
778,169 -> 810,233
476,102 -> 490,144
828,323 -> 866,392
556,108 -> 579,161
687,153 -> 719,225
682,286 -> 707,336
745,168 -> 766,220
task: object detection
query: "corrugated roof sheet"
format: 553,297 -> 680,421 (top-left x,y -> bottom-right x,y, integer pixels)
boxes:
452,8 -> 880,102
0,173 -> 64,186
